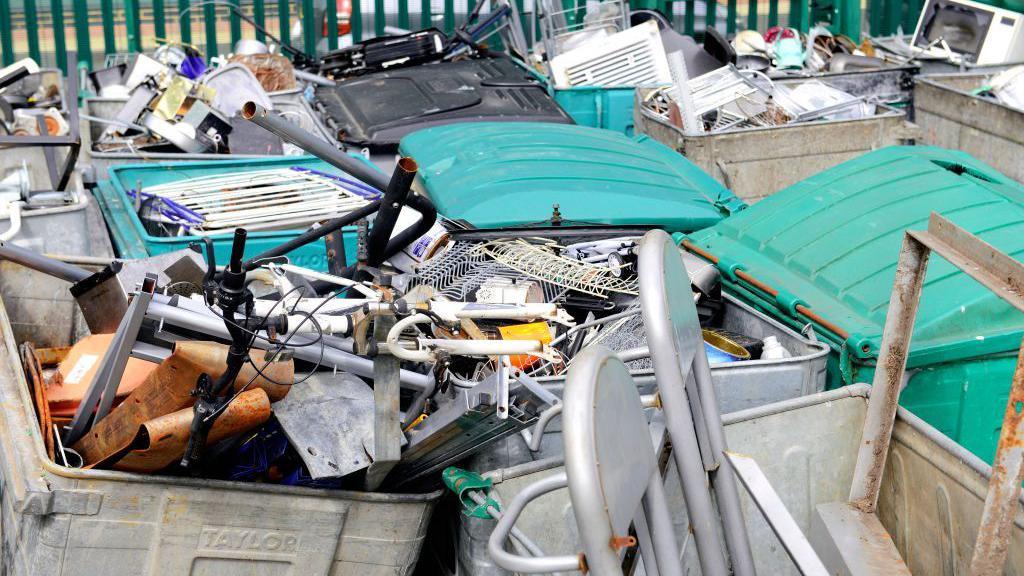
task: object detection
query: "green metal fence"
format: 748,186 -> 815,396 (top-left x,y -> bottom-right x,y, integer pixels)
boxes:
0,0 -> 913,72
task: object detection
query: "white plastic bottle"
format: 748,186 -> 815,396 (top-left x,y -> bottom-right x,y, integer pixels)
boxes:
761,336 -> 791,360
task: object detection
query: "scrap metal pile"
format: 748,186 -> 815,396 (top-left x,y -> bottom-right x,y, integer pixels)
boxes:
0,58 -> 70,138
85,45 -> 332,156
7,103 -> 790,493
640,63 -> 876,134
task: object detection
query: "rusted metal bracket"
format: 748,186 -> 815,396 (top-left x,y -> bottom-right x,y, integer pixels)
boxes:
845,212 -> 1024,575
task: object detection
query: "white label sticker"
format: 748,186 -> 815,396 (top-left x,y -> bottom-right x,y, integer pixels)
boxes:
65,354 -> 99,385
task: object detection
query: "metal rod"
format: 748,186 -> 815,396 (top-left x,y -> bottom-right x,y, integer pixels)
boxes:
0,240 -> 91,283
693,350 -> 757,576
146,296 -> 431,390
725,452 -> 829,576
241,101 -> 389,191
368,157 -> 417,267
848,233 -> 929,511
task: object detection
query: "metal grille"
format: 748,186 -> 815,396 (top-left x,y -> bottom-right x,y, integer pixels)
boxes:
482,239 -> 638,297
140,167 -> 376,235
580,308 -> 651,370
548,20 -> 671,88
410,241 -> 566,302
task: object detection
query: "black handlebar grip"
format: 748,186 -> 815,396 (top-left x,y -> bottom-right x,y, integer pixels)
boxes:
229,228 -> 248,274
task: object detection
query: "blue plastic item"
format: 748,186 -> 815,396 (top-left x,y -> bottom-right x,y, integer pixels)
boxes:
554,87 -> 637,136
94,155 -> 378,270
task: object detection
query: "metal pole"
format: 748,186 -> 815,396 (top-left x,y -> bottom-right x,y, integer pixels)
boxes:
0,240 -> 91,283
692,350 -> 757,576
241,102 -> 389,191
643,471 -> 684,576
145,296 -> 432,390
365,314 -> 401,490
968,340 -> 1024,575
848,233 -> 930,511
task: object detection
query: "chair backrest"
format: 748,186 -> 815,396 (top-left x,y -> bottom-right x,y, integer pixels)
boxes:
637,229 -> 704,391
636,229 -> 755,576
563,345 -> 660,574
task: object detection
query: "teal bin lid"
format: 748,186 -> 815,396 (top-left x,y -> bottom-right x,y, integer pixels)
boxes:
687,146 -> 1024,367
398,122 -> 744,232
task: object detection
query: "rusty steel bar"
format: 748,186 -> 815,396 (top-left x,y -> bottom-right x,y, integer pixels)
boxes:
680,240 -> 850,340
848,232 -> 930,512
910,213 -> 1024,315
969,340 -> 1024,576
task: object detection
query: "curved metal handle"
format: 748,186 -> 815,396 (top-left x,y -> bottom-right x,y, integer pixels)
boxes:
522,403 -> 563,452
487,472 -> 582,574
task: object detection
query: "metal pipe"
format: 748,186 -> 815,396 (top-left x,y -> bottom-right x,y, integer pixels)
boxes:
848,233 -> 929,511
368,157 -> 417,267
643,470 -> 684,576
293,68 -> 336,86
381,192 -> 438,261
681,240 -> 850,340
146,296 -> 431,390
241,101 -> 389,191
487,472 -> 582,574
243,200 -> 380,270
692,350 -> 757,576
0,240 -> 91,283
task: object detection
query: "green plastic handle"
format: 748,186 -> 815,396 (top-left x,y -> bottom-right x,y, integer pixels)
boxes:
442,467 -> 499,519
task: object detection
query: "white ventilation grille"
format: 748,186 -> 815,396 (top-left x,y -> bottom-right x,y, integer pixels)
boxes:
549,20 -> 671,89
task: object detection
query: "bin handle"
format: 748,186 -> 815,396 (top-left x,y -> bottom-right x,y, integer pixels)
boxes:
487,472 -> 584,573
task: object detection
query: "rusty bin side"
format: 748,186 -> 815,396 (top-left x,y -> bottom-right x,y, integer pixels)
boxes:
634,88 -> 919,204
0,278 -> 441,576
915,73 -> 1024,185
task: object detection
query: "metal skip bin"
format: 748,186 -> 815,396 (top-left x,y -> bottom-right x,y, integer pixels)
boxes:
915,72 -> 1024,184
634,85 -> 919,204
0,277 -> 441,576
683,145 -> 1024,465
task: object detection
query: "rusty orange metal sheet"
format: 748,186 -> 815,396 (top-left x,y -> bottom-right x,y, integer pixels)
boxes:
108,388 -> 271,473
72,341 -> 292,466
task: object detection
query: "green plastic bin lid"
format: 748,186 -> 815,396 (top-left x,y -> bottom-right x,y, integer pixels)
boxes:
687,146 -> 1024,367
398,122 -> 744,233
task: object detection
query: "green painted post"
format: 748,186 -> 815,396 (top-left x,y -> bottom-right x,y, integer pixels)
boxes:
868,0 -> 882,35
73,0 -> 93,70
352,0 -> 362,42
444,0 -> 454,33
904,0 -> 923,32
684,0 -> 695,35
398,0 -> 409,30
101,0 -> 116,55
278,0 -> 291,47
253,0 -> 266,42
178,0 -> 192,44
420,0 -> 431,30
53,0 -> 68,71
125,0 -> 142,52
375,0 -> 385,36
767,0 -> 778,27
788,0 -> 806,31
705,0 -> 717,32
327,0 -> 339,50
726,0 -> 737,34
204,1 -> 217,58
25,0 -> 41,63
302,0 -> 317,54
153,0 -> 166,40
229,0 -> 242,47
0,0 -> 13,65
747,0 -> 757,30
840,0 -> 861,40
885,0 -> 900,37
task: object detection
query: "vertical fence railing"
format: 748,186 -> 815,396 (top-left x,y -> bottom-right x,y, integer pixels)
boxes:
0,0 -> 906,74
